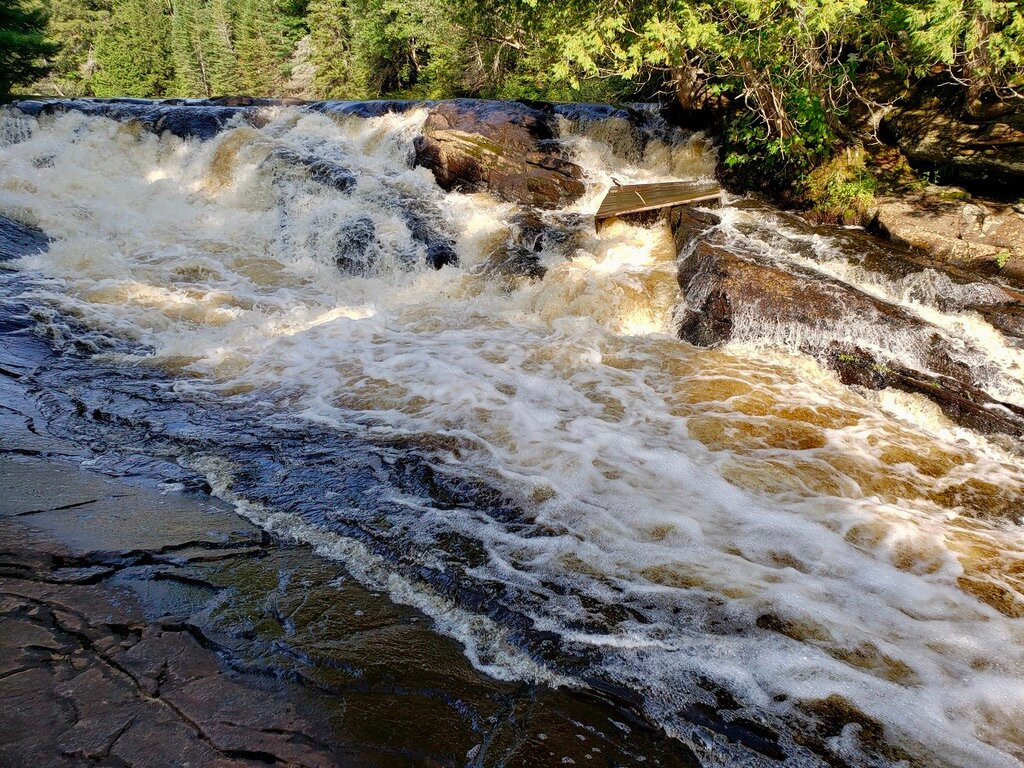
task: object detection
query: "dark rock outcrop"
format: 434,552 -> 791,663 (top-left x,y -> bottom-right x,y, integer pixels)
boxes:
8,98 -> 427,142
673,211 -> 1024,437
10,98 -> 266,141
829,346 -> 1024,436
310,99 -> 425,119
413,100 -> 586,209
882,93 -> 1024,199
208,95 -> 308,107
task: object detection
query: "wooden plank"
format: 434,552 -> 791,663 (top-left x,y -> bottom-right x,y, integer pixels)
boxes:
595,180 -> 721,221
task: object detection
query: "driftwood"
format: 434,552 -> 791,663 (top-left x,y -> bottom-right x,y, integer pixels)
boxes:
595,180 -> 721,227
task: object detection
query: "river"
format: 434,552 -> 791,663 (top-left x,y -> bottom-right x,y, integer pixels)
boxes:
2,100 -> 1024,767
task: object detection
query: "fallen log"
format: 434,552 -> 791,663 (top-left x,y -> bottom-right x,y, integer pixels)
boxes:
596,180 -> 721,228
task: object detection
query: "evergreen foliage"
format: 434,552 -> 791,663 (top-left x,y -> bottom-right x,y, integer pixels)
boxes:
1,0 -> 59,97
171,0 -> 211,96
307,0 -> 351,96
34,0 -> 109,95
92,0 -> 173,96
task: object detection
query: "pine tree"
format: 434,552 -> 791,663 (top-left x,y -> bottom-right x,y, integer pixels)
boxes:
171,0 -> 210,95
308,0 -> 350,97
91,0 -> 173,96
205,0 -> 239,94
34,0 -> 111,96
1,0 -> 60,97
232,0 -> 306,95
233,0 -> 271,93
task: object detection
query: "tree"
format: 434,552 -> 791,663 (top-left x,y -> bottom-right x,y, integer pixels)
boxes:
308,0 -> 351,96
91,0 -> 174,96
205,0 -> 239,94
467,0 -> 1022,186
171,0 -> 211,95
1,0 -> 59,98
879,0 -> 1024,110
34,0 -> 111,96
234,0 -> 305,95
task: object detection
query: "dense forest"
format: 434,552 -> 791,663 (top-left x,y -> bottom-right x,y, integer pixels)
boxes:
4,0 -> 1023,201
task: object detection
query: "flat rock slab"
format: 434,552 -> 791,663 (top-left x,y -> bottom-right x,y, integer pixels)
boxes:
0,454 -> 698,768
871,189 -> 1024,286
0,455 -> 258,554
882,97 -> 1024,199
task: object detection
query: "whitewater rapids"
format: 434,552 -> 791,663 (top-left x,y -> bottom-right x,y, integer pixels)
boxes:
2,102 -> 1024,768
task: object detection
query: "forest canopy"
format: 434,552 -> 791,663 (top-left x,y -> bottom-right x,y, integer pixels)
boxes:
9,0 -> 1024,188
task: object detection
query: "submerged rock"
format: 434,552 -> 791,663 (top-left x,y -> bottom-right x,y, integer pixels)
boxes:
413,100 -> 586,209
0,216 -> 48,263
334,215 -> 379,274
261,146 -> 357,192
483,211 -> 588,281
401,206 -> 459,269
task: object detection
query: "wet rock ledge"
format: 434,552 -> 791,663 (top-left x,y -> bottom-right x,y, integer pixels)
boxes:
0,438 -> 695,768
671,205 -> 1024,439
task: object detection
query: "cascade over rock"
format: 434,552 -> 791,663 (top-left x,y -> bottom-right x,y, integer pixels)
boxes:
672,208 -> 1024,437
5,99 -> 1024,768
413,100 -> 586,209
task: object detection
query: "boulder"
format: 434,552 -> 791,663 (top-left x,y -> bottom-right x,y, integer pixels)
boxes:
413,100 -> 586,209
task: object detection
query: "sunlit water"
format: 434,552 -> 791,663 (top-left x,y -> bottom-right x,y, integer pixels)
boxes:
3,102 -> 1024,767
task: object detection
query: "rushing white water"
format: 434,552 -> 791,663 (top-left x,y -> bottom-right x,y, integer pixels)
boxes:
3,103 -> 1024,767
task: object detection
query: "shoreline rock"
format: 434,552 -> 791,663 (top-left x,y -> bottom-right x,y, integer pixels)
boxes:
869,188 -> 1024,289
